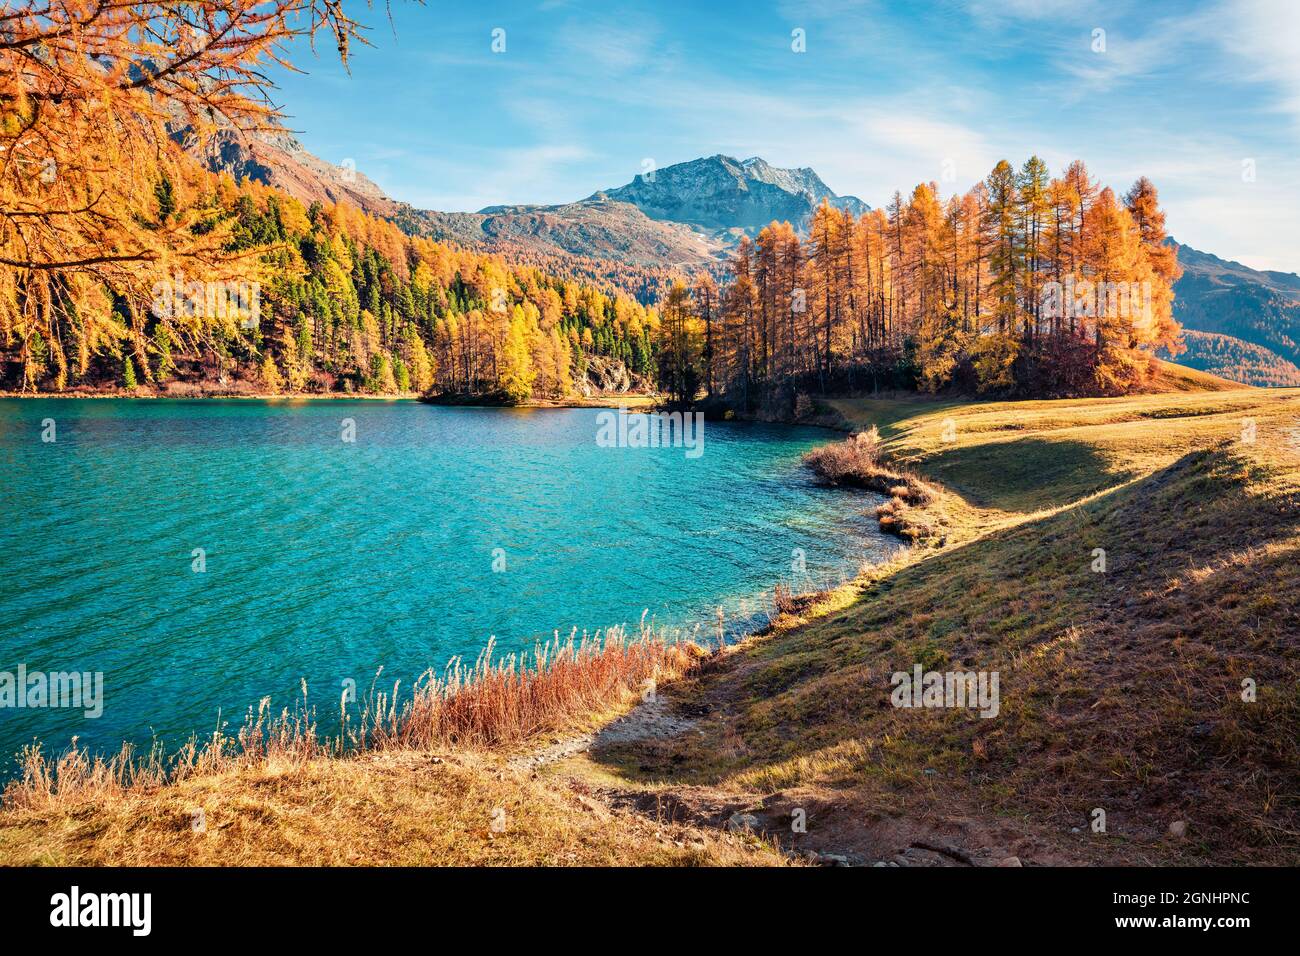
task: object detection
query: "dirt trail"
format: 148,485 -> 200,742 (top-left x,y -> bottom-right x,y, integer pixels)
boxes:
512,688 -> 1108,867
509,697 -> 699,772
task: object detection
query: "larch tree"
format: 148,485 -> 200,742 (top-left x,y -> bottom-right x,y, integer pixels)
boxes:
681,157 -> 1183,406
2,0 -> 370,390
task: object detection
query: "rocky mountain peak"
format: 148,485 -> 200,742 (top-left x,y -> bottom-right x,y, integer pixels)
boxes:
600,155 -> 869,233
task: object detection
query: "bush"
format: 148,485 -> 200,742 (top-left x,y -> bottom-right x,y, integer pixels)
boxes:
803,427 -> 882,484
804,428 -> 943,542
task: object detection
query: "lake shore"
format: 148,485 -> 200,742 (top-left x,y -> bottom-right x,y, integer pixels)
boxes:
0,389 -> 660,409
3,383 -> 1296,867
418,392 -> 658,410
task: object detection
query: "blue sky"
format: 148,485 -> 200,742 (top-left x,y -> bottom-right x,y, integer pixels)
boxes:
270,0 -> 1300,272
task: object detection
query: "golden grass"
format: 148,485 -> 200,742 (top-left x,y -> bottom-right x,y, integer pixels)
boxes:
0,622 -> 785,866
0,747 -> 790,866
4,625 -> 703,812
606,383 -> 1300,864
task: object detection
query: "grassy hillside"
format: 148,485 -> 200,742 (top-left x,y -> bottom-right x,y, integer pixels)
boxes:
3,377 -> 1297,866
582,383 -> 1300,864
0,747 -> 784,866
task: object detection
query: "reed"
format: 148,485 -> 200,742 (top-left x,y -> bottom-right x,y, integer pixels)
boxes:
5,622 -> 703,810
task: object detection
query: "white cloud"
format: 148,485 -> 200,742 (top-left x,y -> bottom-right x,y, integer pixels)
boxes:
1217,0 -> 1300,131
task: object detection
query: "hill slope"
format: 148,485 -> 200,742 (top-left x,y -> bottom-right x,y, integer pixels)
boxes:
174,124 -> 397,218
590,387 -> 1298,865
403,196 -> 723,268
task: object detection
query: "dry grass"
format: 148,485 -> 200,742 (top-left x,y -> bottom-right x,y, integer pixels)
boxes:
4,625 -> 704,813
606,384 -> 1300,865
803,426 -> 944,543
803,427 -> 885,483
0,747 -> 791,866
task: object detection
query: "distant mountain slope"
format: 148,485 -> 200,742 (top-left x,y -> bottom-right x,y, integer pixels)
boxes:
398,195 -> 723,268
1162,330 -> 1300,388
600,154 -> 868,234
1171,240 -> 1300,385
174,125 -> 396,216
402,154 -> 868,267
1175,243 -> 1300,296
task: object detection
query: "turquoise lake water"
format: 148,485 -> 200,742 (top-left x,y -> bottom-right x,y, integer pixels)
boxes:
0,399 -> 891,770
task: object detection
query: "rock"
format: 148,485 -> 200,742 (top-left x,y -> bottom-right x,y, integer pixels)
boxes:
819,853 -> 851,867
996,856 -> 1023,867
582,355 -> 637,395
726,812 -> 760,833
1168,820 -> 1188,839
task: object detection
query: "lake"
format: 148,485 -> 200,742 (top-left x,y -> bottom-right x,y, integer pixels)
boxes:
0,399 -> 890,769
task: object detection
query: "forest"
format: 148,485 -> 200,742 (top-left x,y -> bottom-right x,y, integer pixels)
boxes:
3,147 -> 660,401
3,2 -> 1182,406
0,0 -> 658,402
655,159 -> 1185,408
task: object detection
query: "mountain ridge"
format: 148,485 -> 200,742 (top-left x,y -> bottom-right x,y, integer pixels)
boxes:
180,127 -> 1299,388
597,153 -> 869,233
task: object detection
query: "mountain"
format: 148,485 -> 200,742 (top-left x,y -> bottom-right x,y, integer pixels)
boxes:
171,124 -> 397,217
400,196 -> 723,268
1169,241 -> 1300,386
599,154 -> 869,234
179,128 -> 1300,387
404,154 -> 869,266
183,133 -> 862,272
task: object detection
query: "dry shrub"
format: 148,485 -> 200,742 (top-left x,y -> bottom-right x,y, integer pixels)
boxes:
5,624 -> 702,810
876,499 -> 938,542
805,429 -> 941,539
803,427 -> 882,484
772,582 -> 797,615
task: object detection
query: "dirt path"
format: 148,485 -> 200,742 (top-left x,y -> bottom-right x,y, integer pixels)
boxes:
512,691 -> 1108,867
509,697 -> 699,772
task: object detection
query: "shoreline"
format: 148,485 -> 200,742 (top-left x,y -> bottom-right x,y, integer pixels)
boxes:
0,390 -> 659,409
0,407 -> 885,770
418,392 -> 657,410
